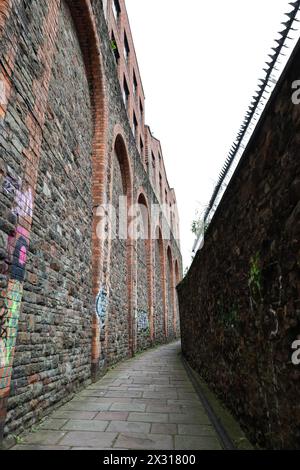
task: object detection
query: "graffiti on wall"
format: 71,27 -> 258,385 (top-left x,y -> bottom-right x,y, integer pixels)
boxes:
0,280 -> 23,389
0,176 -> 33,392
137,309 -> 149,332
96,286 -> 108,328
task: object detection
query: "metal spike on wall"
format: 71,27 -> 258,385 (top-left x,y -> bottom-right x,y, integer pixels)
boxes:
202,0 -> 300,226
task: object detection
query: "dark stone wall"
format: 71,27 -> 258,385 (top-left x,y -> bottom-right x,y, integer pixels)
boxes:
178,42 -> 300,450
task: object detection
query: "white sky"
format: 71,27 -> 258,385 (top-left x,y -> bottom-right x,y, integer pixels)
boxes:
126,0 -> 294,269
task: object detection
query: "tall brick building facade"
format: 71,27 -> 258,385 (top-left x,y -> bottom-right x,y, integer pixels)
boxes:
0,0 -> 182,441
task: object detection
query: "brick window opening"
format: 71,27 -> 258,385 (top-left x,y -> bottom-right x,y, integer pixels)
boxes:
152,152 -> 156,169
123,77 -> 129,110
140,138 -> 144,158
111,32 -> 120,64
165,189 -> 168,205
159,173 -> 163,201
133,71 -> 138,98
152,152 -> 156,185
139,99 -> 144,123
133,112 -> 138,140
124,32 -> 130,64
112,0 -> 121,23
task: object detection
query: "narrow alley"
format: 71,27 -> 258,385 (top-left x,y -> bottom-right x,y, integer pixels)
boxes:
10,343 -> 222,451
0,0 -> 299,453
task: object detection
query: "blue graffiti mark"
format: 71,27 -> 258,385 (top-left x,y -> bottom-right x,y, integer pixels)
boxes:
137,309 -> 149,332
96,287 -> 108,328
3,174 -> 21,196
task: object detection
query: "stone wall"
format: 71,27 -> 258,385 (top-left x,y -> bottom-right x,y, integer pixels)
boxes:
178,41 -> 300,450
0,0 -> 182,441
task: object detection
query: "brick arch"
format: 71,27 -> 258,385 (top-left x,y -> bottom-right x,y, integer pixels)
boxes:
136,190 -> 154,345
114,134 -> 133,200
174,259 -> 181,284
174,258 -> 181,336
154,225 -> 168,338
107,130 -> 134,358
166,245 -> 175,338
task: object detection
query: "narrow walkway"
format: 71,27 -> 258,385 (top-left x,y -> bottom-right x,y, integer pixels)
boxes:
12,342 -> 222,450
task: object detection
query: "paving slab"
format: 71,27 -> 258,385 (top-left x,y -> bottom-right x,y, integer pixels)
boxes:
59,431 -> 117,448
21,430 -> 66,446
105,390 -> 143,398
61,402 -> 110,412
143,390 -> 178,399
39,419 -> 68,430
175,435 -> 222,450
115,433 -> 174,450
151,423 -> 178,435
128,412 -> 169,423
62,420 -> 109,432
51,411 -> 98,420
94,411 -> 129,421
106,421 -> 151,434
110,403 -> 146,412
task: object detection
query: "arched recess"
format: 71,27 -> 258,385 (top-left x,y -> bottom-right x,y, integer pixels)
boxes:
106,132 -> 134,364
154,226 -> 168,341
135,191 -> 153,351
167,245 -> 175,339
174,259 -> 181,337
65,0 -> 108,380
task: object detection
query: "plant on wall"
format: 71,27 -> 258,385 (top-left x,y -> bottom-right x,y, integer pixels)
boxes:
248,252 -> 263,305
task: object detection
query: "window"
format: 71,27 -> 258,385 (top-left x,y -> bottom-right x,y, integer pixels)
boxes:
140,138 -> 144,157
139,99 -> 144,123
124,32 -> 130,64
152,153 -> 156,184
152,152 -> 156,169
159,173 -> 163,200
111,33 -> 120,64
112,0 -> 121,22
133,113 -> 138,140
123,77 -> 129,110
165,189 -> 168,205
133,71 -> 138,98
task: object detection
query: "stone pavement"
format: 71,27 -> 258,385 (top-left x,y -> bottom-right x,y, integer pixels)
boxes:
11,342 -> 222,450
